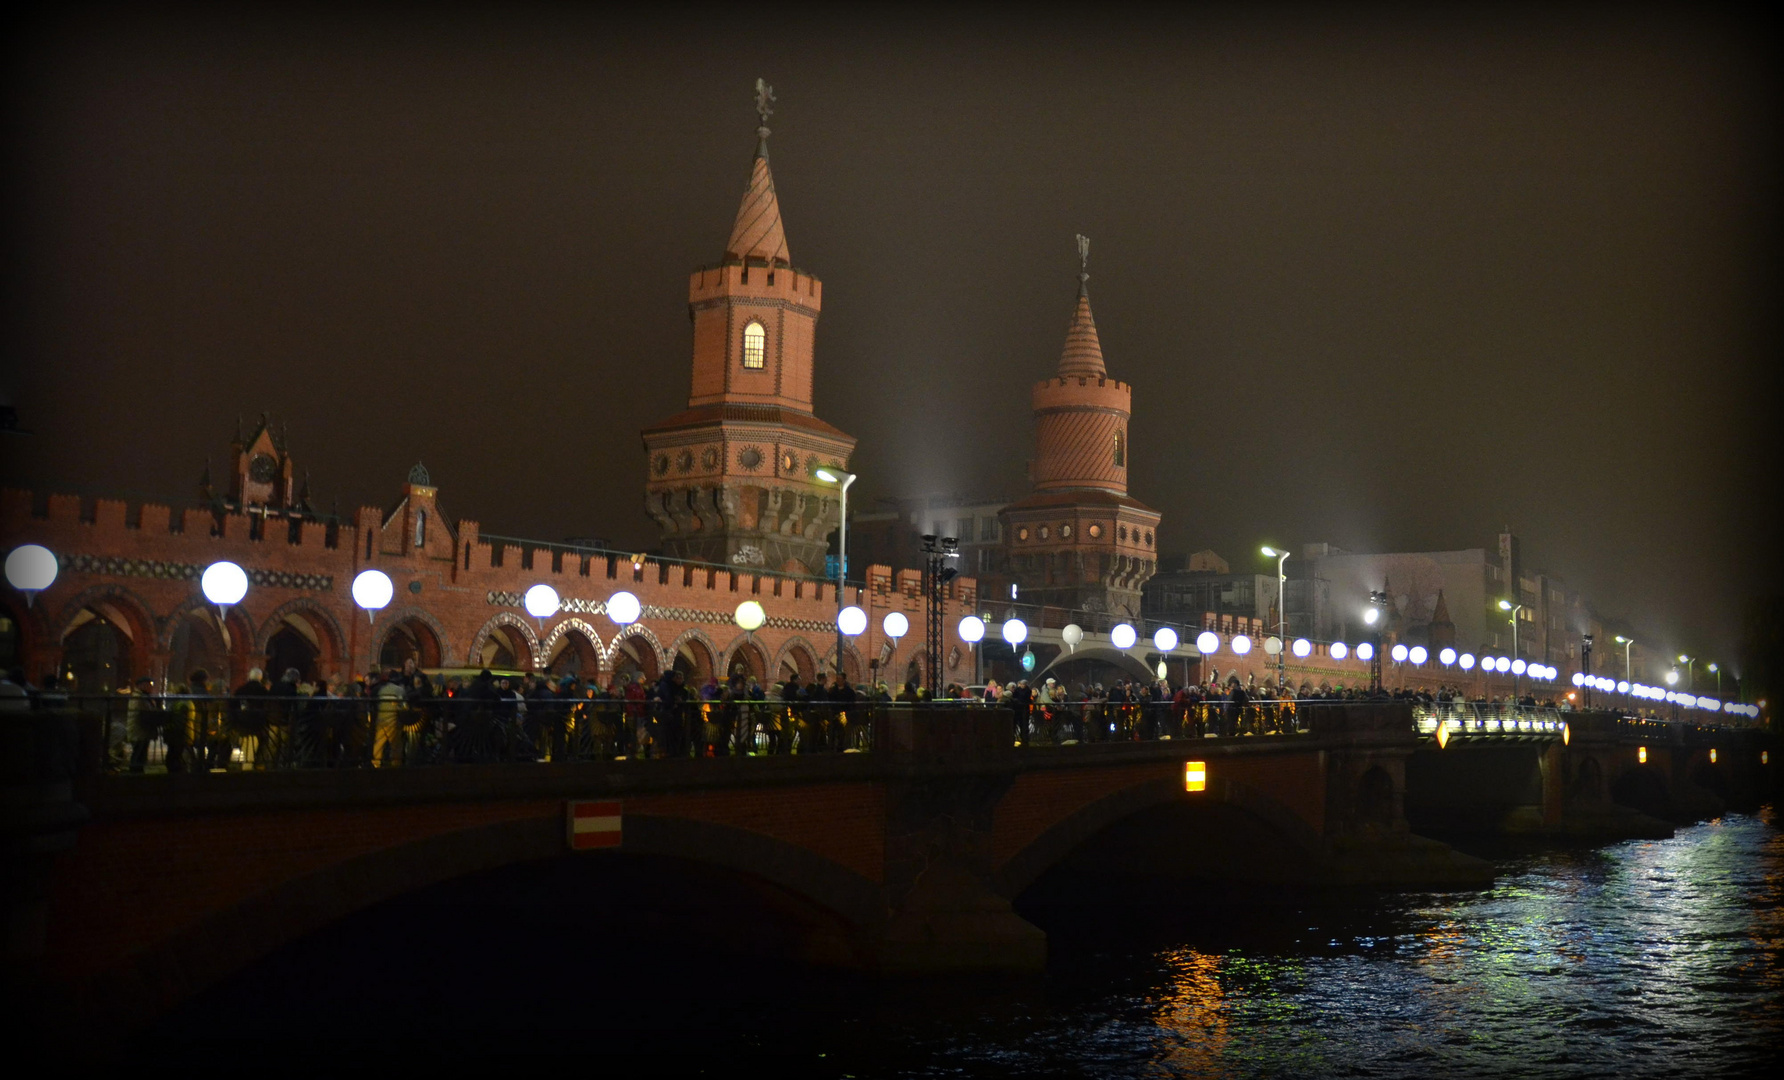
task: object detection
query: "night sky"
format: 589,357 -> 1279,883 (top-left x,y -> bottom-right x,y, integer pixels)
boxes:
3,7 -> 1776,658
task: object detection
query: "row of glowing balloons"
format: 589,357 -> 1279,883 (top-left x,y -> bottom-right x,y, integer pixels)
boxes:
1569,672 -> 1759,717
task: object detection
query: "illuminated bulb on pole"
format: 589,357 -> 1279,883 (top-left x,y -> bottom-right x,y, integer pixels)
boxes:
837,606 -> 867,636
1391,643 -> 1408,663
1330,642 -> 1349,660
201,560 -> 249,607
1153,627 -> 1179,653
1002,618 -> 1028,646
605,591 -> 641,626
958,616 -> 986,644
1061,623 -> 1083,651
351,569 -> 394,624
4,544 -> 58,606
883,611 -> 909,639
1293,638 -> 1312,658
1409,646 -> 1428,665
524,584 -> 560,620
1459,653 -> 1475,670
1110,623 -> 1137,650
1440,648 -> 1456,667
734,600 -> 766,632
1196,631 -> 1220,655
1231,635 -> 1253,656
1356,642 -> 1373,662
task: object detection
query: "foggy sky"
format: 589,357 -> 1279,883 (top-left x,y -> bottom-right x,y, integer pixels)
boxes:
3,7 -> 1776,660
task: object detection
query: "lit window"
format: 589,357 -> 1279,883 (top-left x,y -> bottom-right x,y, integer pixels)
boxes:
742,322 -> 766,368
414,509 -> 426,548
1114,428 -> 1125,467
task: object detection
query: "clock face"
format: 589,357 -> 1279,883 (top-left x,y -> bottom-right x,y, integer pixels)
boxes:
249,453 -> 277,483
652,453 -> 670,477
1088,523 -> 1102,539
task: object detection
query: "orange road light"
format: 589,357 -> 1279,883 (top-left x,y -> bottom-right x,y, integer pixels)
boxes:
1184,761 -> 1207,792
1638,746 -> 1648,764
1435,723 -> 1450,750
1709,748 -> 1718,764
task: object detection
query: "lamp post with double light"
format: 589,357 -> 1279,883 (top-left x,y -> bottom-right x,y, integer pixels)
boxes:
814,468 -> 857,681
1261,546 -> 1290,689
1677,654 -> 1695,693
1616,634 -> 1636,705
1365,589 -> 1388,693
1499,599 -> 1524,697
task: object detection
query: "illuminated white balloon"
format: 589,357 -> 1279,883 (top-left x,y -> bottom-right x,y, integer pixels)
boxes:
1572,672 -> 1585,687
524,584 -> 561,619
1459,653 -> 1475,670
734,600 -> 766,632
1264,636 -> 1283,655
1156,661 -> 1169,679
200,560 -> 249,606
606,590 -> 641,626
1154,627 -> 1179,653
1110,623 -> 1137,650
958,615 -> 985,643
1002,618 -> 1028,646
1231,634 -> 1253,656
1440,648 -> 1457,667
1617,680 -> 1630,693
883,611 -> 909,639
1196,631 -> 1220,655
1409,646 -> 1428,665
1062,623 -> 1084,646
1391,644 -> 1409,663
1495,656 -> 1511,673
1356,642 -> 1374,662
4,544 -> 58,598
1511,658 -> 1527,676
1293,638 -> 1312,658
1330,641 -> 1349,660
838,605 -> 868,636
351,569 -> 394,613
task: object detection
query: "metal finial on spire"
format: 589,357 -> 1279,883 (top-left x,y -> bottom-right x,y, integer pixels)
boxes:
1075,234 -> 1090,294
753,78 -> 776,154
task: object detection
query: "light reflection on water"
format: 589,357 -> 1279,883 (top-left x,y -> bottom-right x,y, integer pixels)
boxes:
871,812 -> 1781,1078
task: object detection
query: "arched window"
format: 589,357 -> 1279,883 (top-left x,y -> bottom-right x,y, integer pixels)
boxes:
414,508 -> 426,548
1113,428 -> 1126,467
741,322 -> 767,369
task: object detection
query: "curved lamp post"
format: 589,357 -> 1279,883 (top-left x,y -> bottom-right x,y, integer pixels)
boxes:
1261,546 -> 1290,687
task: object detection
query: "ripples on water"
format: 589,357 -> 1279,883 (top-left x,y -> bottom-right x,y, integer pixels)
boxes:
164,812 -> 1782,1077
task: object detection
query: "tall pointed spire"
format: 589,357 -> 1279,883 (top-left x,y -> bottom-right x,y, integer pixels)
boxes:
724,79 -> 789,267
1058,234 -> 1106,378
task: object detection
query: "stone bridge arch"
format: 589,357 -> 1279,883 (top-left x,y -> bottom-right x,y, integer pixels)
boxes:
466,612 -> 541,671
90,810 -> 887,1023
606,624 -> 666,683
542,618 -> 606,680
254,597 -> 348,682
993,768 -> 1327,900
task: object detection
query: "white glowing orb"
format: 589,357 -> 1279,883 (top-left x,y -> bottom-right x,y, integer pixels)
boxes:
1459,653 -> 1476,670
1002,618 -> 1029,646
1196,631 -> 1220,655
838,605 -> 868,636
1330,641 -> 1349,660
958,616 -> 985,643
1511,658 -> 1527,676
1154,627 -> 1179,653
524,584 -> 560,619
4,544 -> 58,594
1572,672 -> 1585,687
1356,642 -> 1374,662
883,611 -> 909,639
734,600 -> 766,631
1440,648 -> 1457,666
1293,638 -> 1313,658
351,569 -> 394,612
605,590 -> 641,626
1110,623 -> 1137,650
200,561 -> 249,606
1264,635 -> 1283,655
1391,644 -> 1409,663
1061,623 -> 1083,646
1617,680 -> 1630,694
1495,656 -> 1512,673
1231,634 -> 1253,656
1156,661 -> 1168,679
1364,608 -> 1379,625
1409,646 -> 1428,665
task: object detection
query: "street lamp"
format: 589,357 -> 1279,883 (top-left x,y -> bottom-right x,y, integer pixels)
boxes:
1581,633 -> 1594,709
1499,599 -> 1524,697
815,468 -> 858,683
1366,589 -> 1389,693
1677,654 -> 1695,693
351,569 -> 394,624
1261,546 -> 1290,689
1707,661 -> 1722,699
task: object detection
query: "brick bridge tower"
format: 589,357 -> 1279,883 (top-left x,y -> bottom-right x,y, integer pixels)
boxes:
999,237 -> 1160,621
642,82 -> 856,576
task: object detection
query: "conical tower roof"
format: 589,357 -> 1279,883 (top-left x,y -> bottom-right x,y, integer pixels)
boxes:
724,147 -> 789,267
1058,235 -> 1106,378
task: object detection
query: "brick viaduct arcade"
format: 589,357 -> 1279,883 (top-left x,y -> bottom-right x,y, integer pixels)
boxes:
3,90 -> 1776,1030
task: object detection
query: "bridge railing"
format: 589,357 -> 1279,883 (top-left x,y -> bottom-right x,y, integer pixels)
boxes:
1412,703 -> 1566,739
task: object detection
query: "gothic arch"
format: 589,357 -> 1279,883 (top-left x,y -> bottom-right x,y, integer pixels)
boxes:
605,623 -> 667,672
773,635 -> 822,684
466,612 -> 542,670
370,605 -> 452,671
253,596 -> 348,669
541,618 -> 606,676
666,627 -> 722,682
57,583 -> 161,649
721,633 -> 769,681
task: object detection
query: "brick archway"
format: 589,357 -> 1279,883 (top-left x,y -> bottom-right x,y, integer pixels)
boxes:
606,624 -> 666,682
88,810 -> 886,1024
772,636 -> 820,684
992,767 -> 1327,899
253,598 -> 348,682
667,628 -> 721,683
466,612 -> 541,671
56,585 -> 170,691
370,606 -> 451,673
542,619 -> 606,680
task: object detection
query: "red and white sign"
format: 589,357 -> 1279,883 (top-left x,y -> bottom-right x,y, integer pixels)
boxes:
566,800 -> 622,850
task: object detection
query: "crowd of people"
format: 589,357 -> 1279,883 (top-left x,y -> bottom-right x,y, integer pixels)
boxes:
0,660 -> 1654,773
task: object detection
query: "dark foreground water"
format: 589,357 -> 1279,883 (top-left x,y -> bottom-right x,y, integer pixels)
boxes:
160,812 -> 1783,1077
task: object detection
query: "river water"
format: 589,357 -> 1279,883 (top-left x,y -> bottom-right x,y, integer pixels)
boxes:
161,811 -> 1782,1076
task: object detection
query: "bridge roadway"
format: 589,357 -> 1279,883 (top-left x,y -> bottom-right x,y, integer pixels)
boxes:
4,701 -> 1775,1035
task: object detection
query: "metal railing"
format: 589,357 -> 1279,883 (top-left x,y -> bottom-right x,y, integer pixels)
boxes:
1413,703 -> 1567,738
